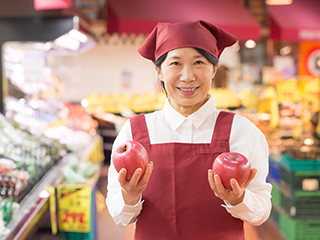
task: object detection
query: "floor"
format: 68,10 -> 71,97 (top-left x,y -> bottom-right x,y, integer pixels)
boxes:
30,165 -> 287,240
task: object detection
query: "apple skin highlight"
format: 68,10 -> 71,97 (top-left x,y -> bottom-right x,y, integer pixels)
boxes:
212,152 -> 251,190
113,140 -> 149,181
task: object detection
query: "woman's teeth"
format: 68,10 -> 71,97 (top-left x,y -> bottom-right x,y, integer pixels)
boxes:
179,87 -> 197,92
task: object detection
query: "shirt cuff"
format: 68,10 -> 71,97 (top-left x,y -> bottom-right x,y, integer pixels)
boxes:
123,195 -> 144,209
121,195 -> 144,225
222,189 -> 251,217
107,192 -> 144,226
221,189 -> 267,225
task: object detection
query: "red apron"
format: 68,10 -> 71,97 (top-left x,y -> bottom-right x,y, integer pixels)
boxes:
130,111 -> 244,240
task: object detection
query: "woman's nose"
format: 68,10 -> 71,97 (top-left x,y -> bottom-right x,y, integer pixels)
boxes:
180,66 -> 195,81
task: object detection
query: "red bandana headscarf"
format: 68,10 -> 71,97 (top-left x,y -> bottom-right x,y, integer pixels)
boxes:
138,20 -> 238,62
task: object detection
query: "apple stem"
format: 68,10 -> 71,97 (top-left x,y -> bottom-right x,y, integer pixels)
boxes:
121,144 -> 128,153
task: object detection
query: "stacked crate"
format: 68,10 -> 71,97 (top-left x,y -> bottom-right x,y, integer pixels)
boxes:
268,156 -> 281,225
268,153 -> 320,240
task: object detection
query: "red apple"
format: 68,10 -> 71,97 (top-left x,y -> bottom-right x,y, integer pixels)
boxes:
212,152 -> 251,190
112,140 -> 149,181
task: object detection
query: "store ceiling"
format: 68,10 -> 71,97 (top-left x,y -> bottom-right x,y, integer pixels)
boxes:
106,0 -> 262,40
0,0 -> 264,40
268,0 -> 320,42
2,0 -> 320,43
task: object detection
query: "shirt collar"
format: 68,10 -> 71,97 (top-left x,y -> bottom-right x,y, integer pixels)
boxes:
163,95 -> 217,130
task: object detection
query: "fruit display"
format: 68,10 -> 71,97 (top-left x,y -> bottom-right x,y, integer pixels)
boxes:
0,113 -> 65,188
0,105 -> 101,230
208,88 -> 241,109
61,153 -> 101,185
84,88 -> 242,117
63,102 -> 98,132
212,152 -> 251,190
0,41 -> 104,238
85,91 -> 167,115
112,140 -> 149,181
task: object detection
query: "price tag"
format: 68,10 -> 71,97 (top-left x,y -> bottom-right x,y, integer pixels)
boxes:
57,185 -> 91,232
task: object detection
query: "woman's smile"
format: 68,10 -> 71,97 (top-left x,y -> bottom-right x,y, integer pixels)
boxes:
178,86 -> 199,95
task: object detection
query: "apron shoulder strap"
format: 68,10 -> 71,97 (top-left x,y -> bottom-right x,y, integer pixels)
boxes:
211,111 -> 235,144
130,114 -> 150,145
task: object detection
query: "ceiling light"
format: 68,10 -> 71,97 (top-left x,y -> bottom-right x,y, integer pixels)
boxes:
266,0 -> 292,5
69,29 -> 88,43
244,40 -> 256,49
280,46 -> 292,55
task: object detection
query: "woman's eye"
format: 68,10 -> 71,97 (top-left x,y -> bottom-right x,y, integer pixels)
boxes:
195,60 -> 204,65
170,61 -> 180,66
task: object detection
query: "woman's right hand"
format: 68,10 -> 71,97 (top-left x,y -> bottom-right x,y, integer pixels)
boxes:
118,162 -> 153,205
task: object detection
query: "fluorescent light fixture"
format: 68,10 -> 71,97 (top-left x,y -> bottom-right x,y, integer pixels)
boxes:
69,29 -> 88,43
54,34 -> 80,51
52,29 -> 96,54
266,0 -> 292,5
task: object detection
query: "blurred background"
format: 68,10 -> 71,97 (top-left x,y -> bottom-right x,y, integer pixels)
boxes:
1,0 -> 320,239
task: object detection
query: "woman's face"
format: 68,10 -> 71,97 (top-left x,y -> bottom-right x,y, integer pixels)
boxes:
157,47 -> 218,116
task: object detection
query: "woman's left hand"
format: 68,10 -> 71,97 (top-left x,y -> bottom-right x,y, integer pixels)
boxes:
208,168 -> 257,205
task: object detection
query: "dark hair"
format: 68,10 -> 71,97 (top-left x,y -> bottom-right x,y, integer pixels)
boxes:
154,48 -> 219,95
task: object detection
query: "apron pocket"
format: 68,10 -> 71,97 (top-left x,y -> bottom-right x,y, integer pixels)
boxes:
196,143 -> 229,155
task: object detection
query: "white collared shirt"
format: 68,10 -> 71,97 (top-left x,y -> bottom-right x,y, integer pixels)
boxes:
106,95 -> 272,227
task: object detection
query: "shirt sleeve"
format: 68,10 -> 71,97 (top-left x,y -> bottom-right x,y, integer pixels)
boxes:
106,119 -> 144,226
224,114 -> 272,226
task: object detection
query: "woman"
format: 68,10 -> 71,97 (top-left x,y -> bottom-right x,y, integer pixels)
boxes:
106,20 -> 272,240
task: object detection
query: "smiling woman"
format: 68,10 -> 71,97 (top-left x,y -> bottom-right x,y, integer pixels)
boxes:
106,20 -> 272,240
156,47 -> 217,117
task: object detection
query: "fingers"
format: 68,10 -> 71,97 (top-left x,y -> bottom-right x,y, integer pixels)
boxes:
208,168 -> 255,205
118,162 -> 154,190
208,169 -> 215,191
129,168 -> 143,185
230,178 -> 241,195
140,162 -> 153,182
118,168 -> 128,185
208,170 -> 228,200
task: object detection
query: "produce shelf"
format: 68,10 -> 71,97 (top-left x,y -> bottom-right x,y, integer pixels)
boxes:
0,136 -> 104,240
0,157 -> 67,240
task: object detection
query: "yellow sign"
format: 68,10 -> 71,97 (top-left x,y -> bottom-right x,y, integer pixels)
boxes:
276,78 -> 301,103
57,185 -> 91,232
85,137 -> 105,164
299,77 -> 320,102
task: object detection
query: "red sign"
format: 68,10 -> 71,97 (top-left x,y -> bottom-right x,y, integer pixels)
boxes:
298,42 -> 320,77
34,0 -> 73,10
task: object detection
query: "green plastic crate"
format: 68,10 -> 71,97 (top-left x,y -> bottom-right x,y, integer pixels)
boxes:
281,194 -> 320,220
279,212 -> 320,240
280,167 -> 320,198
270,204 -> 281,225
280,153 -> 320,171
271,181 -> 281,208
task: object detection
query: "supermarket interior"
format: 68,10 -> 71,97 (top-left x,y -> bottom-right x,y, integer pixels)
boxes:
1,0 -> 320,239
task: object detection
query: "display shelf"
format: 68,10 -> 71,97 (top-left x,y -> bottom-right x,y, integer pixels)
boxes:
0,135 -> 104,240
0,157 -> 67,240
